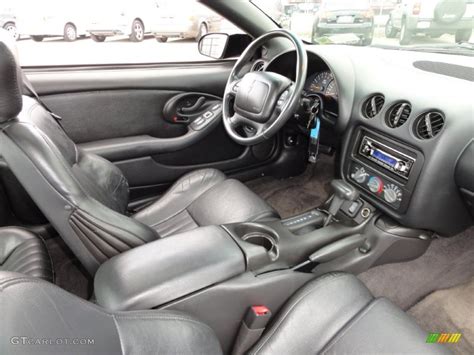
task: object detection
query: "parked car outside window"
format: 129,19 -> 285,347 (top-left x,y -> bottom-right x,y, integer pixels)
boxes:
386,0 -> 474,45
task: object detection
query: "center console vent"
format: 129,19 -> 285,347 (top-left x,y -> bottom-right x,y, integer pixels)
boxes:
414,111 -> 445,139
386,102 -> 411,128
362,94 -> 385,118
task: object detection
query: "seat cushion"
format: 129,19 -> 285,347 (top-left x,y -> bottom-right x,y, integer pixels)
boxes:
133,169 -> 279,237
0,227 -> 53,282
250,272 -> 449,355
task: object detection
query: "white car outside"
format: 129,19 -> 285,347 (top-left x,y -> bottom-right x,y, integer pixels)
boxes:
15,0 -> 89,41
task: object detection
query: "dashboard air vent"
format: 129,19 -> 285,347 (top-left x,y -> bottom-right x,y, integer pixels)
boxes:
251,60 -> 265,72
386,102 -> 411,128
414,111 -> 445,139
362,94 -> 385,118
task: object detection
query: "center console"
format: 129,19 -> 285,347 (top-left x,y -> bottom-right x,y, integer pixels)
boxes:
94,152 -> 432,353
344,127 -> 424,213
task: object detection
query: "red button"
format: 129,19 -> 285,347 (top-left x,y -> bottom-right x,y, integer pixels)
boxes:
252,305 -> 270,316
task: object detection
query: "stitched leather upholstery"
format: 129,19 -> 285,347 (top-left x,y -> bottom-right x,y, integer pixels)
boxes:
0,271 -> 222,355
0,271 -> 448,355
0,34 -> 22,122
250,273 -> 449,355
0,227 -> 53,282
133,169 -> 278,237
0,37 -> 279,276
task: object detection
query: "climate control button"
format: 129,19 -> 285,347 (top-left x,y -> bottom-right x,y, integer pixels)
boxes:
367,176 -> 383,194
351,167 -> 369,184
383,184 -> 403,204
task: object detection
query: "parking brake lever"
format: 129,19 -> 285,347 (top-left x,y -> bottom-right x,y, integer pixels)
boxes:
291,234 -> 367,271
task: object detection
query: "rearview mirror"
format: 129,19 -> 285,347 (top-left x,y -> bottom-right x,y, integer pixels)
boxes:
198,33 -> 229,59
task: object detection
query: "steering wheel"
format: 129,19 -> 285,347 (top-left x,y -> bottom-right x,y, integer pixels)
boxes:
222,29 -> 307,146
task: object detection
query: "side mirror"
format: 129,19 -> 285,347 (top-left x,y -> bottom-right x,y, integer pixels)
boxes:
198,33 -> 230,59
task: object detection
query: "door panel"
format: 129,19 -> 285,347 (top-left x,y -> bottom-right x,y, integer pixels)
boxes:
43,90 -> 186,143
21,61 -> 308,205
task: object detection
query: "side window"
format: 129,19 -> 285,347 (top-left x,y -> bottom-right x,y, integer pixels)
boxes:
4,0 -> 241,66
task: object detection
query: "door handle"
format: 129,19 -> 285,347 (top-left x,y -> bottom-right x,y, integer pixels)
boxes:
180,96 -> 206,114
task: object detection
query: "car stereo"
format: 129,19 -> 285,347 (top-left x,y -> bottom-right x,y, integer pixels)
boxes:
358,136 -> 415,179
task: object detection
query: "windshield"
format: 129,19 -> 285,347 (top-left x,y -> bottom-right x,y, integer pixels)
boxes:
252,0 -> 474,53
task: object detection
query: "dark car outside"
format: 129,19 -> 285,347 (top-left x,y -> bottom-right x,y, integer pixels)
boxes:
312,0 -> 375,45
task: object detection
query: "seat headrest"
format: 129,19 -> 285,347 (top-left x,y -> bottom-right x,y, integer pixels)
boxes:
0,30 -> 22,123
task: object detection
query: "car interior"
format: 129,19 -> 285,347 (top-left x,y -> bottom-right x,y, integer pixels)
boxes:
0,1 -> 473,354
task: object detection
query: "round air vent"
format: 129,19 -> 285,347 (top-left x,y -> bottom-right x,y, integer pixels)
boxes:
414,111 -> 445,139
362,94 -> 385,118
386,102 -> 411,128
251,60 -> 265,72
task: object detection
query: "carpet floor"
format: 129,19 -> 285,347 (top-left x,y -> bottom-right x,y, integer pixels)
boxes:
246,154 -> 336,218
358,227 -> 474,311
408,278 -> 474,355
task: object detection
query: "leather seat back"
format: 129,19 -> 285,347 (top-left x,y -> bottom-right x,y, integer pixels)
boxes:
0,271 -> 223,355
0,36 -> 157,276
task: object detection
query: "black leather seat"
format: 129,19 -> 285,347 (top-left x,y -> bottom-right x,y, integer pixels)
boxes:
0,35 -> 278,275
0,271 -> 448,355
0,227 -> 53,281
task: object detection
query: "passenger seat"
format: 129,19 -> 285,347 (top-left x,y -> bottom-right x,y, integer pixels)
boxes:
0,227 -> 53,281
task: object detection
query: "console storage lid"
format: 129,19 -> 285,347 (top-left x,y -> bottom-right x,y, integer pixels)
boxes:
94,226 -> 245,311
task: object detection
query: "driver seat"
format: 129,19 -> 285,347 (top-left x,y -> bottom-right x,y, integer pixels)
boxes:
0,35 -> 278,275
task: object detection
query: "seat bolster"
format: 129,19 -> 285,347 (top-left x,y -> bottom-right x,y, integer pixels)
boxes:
321,298 -> 450,355
0,227 -> 53,282
132,168 -> 226,228
250,272 -> 450,355
187,179 -> 279,226
0,271 -> 223,355
114,311 -> 223,355
249,272 -> 373,355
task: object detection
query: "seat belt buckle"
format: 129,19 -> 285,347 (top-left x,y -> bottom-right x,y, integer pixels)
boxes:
245,305 -> 271,329
232,305 -> 272,355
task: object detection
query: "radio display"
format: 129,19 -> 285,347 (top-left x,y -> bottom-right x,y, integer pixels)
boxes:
371,149 -> 397,167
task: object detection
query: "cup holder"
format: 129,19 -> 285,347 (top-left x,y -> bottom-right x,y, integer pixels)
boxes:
236,223 -> 279,262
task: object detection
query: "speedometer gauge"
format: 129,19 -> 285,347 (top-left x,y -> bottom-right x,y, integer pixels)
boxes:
325,80 -> 338,98
307,71 -> 335,95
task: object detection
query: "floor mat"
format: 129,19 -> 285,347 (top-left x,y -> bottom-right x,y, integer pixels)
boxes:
408,279 -> 474,355
358,227 -> 474,310
46,237 -> 92,300
246,154 -> 336,218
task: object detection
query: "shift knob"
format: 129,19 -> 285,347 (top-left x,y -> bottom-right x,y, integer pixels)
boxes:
331,180 -> 360,202
324,180 -> 360,226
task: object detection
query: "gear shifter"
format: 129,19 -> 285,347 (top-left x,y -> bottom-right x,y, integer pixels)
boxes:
324,180 -> 360,226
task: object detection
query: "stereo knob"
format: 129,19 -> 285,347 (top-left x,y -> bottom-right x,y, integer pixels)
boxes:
351,167 -> 368,184
368,177 -> 383,194
383,184 -> 402,204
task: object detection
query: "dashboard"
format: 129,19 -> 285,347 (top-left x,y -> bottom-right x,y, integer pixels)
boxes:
258,45 -> 473,236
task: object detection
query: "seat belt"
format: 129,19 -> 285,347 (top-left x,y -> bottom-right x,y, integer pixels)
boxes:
22,72 -> 63,124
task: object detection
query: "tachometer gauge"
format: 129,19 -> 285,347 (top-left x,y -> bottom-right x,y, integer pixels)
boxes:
325,80 -> 338,98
